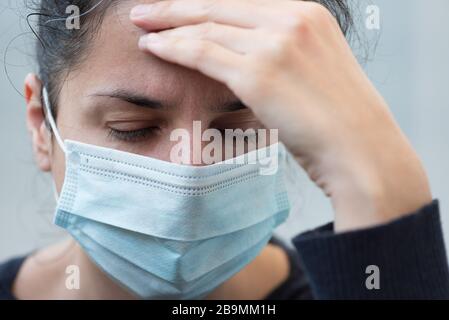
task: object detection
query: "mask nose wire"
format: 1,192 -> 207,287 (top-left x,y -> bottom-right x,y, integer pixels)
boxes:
42,87 -> 67,154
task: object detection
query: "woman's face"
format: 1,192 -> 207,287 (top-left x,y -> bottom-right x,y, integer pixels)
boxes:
34,0 -> 263,192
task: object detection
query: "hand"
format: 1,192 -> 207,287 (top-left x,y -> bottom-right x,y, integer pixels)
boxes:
130,0 -> 432,232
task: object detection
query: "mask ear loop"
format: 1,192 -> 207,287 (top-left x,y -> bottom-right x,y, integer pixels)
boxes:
42,87 -> 67,201
42,87 -> 67,154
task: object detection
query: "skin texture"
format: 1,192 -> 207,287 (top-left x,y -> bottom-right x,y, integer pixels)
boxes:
131,0 -> 431,231
18,0 -> 289,300
19,0 -> 431,299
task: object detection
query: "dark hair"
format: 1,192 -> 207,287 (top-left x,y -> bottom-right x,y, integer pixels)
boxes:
30,0 -> 353,116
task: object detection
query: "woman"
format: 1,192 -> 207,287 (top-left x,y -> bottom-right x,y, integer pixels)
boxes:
0,0 -> 448,299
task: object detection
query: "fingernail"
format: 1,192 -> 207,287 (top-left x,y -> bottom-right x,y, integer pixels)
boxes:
130,4 -> 153,18
139,33 -> 162,49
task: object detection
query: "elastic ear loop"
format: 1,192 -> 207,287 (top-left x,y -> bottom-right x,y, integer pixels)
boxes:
42,87 -> 67,201
42,87 -> 67,154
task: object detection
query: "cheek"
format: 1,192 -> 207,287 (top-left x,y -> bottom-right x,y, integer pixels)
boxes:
50,141 -> 67,194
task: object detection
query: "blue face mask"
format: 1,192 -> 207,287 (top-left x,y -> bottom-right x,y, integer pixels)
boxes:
43,87 -> 299,299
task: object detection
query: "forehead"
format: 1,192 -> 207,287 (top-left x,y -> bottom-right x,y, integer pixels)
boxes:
64,0 -> 234,105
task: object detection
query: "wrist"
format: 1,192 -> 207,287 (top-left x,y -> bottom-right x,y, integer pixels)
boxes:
314,129 -> 432,233
332,148 -> 432,232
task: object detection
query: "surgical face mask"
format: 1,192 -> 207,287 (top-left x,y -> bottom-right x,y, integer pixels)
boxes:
43,87 -> 301,299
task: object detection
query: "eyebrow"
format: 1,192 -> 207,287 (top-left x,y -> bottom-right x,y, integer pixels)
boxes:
90,89 -> 165,110
89,89 -> 248,112
218,100 -> 248,113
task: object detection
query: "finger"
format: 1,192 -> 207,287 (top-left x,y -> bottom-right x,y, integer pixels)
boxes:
130,0 -> 281,31
138,33 -> 245,86
156,22 -> 261,54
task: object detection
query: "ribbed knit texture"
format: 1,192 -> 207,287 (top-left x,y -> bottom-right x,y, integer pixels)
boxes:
2,202 -> 448,300
293,201 -> 449,299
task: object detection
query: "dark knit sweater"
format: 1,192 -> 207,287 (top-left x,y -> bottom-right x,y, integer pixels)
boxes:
1,201 -> 448,299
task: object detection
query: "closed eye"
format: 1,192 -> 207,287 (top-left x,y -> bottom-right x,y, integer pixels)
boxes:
107,127 -> 160,143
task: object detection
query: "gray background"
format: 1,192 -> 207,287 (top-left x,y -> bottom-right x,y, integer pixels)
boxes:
1,0 -> 448,261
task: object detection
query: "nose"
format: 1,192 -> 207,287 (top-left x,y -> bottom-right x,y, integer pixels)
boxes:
166,120 -> 222,166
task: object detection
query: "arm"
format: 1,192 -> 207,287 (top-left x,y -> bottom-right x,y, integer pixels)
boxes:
129,0 -> 443,298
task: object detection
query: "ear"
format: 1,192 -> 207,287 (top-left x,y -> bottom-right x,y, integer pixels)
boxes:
25,73 -> 52,172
